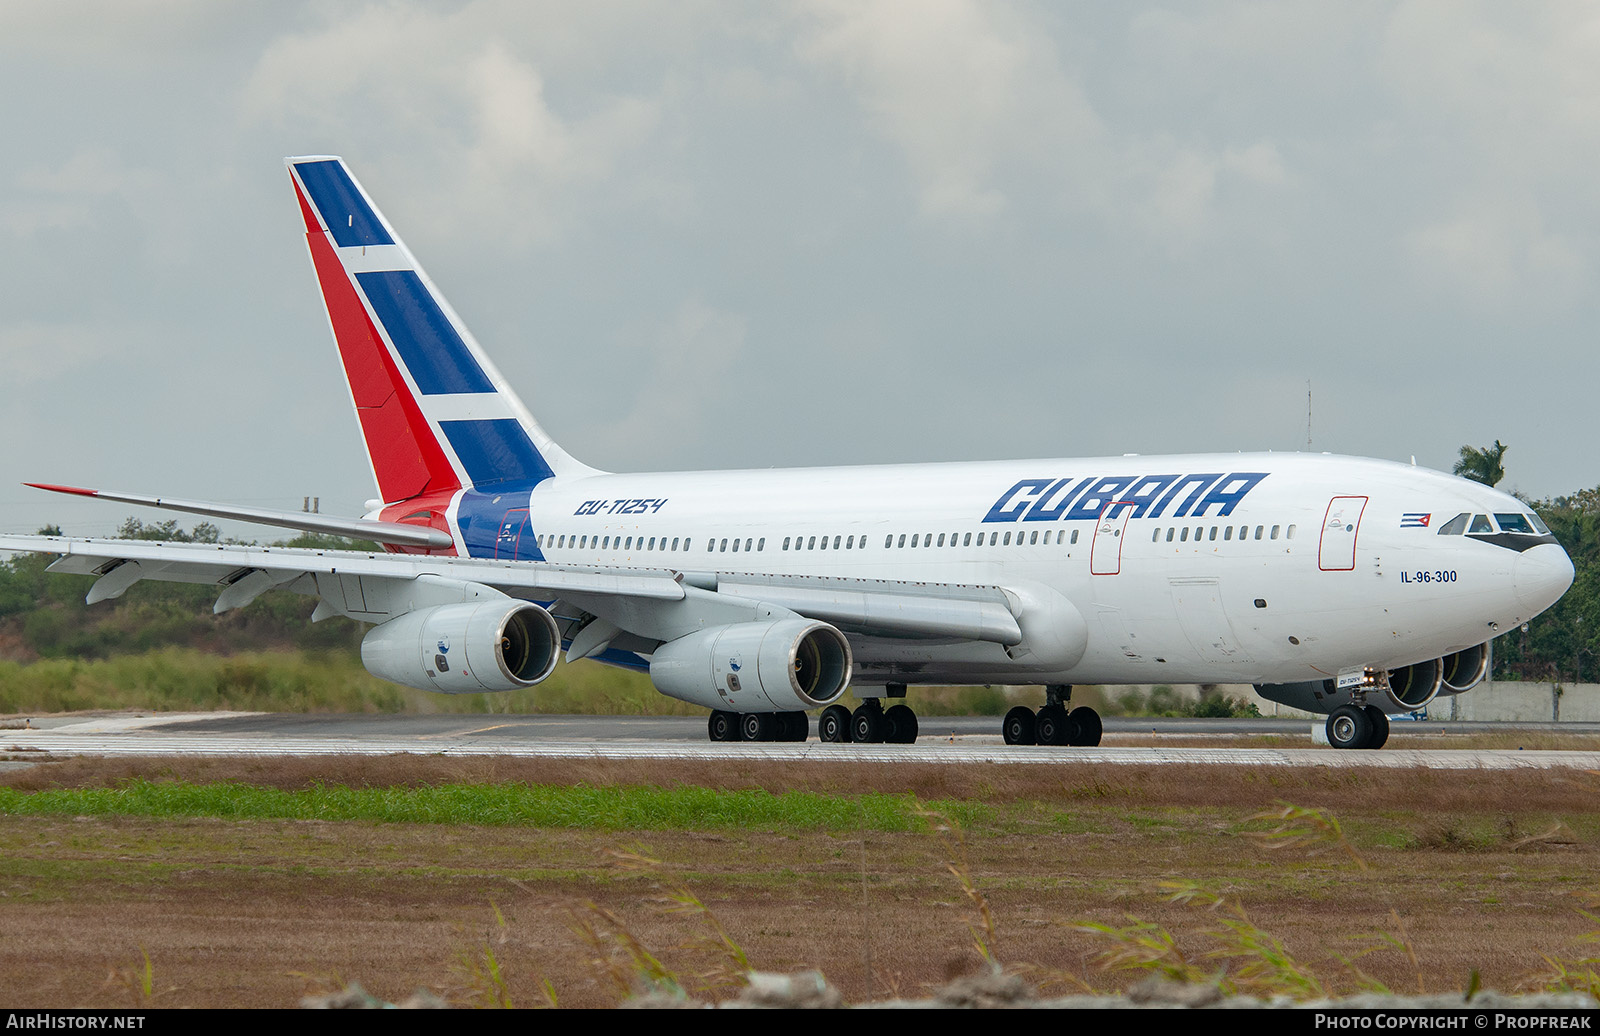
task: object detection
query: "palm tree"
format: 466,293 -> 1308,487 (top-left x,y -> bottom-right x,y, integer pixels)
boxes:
1453,440 -> 1508,487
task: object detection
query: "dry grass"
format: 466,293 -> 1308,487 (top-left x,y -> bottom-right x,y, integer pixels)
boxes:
1,753 -> 1598,1008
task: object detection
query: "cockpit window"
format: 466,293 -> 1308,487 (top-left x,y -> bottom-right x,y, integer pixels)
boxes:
1436,513 -> 1469,536
1494,513 -> 1535,534
1468,514 -> 1493,534
1529,513 -> 1552,535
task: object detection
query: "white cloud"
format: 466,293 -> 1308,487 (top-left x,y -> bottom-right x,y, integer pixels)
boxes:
242,4 -> 667,246
0,320 -> 119,383
583,300 -> 747,467
796,0 -> 1106,221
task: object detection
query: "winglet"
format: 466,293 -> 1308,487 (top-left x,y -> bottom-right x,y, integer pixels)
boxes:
24,482 -> 99,497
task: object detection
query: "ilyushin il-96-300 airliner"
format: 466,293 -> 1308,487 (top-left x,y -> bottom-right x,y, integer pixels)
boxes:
1,157 -> 1574,750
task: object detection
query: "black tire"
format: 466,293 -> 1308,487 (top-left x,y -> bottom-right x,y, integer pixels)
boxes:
1326,704 -> 1373,749
1363,705 -> 1390,750
1002,706 -> 1037,746
885,704 -> 918,744
818,704 -> 852,743
851,704 -> 883,744
708,710 -> 737,742
1069,706 -> 1103,747
785,711 -> 810,742
1036,704 -> 1075,746
741,712 -> 774,742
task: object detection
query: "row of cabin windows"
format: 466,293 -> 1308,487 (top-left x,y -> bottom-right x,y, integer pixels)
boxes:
709,537 -> 766,553
1152,524 -> 1295,543
539,522 -> 1299,555
541,534 -> 693,552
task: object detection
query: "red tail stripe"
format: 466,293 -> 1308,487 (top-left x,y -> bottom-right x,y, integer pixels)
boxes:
296,180 -> 460,503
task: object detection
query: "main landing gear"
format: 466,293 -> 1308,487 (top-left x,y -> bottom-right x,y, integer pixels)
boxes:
1324,703 -> 1390,750
708,709 -> 809,742
817,684 -> 920,744
1002,685 -> 1102,747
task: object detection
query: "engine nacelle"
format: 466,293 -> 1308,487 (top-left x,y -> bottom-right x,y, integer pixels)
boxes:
362,600 -> 561,693
649,619 -> 852,713
1382,658 -> 1442,712
1254,658 -> 1445,715
1439,644 -> 1488,695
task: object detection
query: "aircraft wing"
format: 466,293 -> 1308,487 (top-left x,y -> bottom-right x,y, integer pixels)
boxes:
0,535 -> 1023,648
23,483 -> 453,550
0,533 -> 1024,645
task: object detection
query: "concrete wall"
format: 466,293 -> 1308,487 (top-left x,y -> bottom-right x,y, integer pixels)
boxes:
1244,681 -> 1600,722
1047,682 -> 1600,722
1440,681 -> 1600,722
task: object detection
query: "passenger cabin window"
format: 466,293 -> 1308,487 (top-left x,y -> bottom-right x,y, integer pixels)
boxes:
1270,525 -> 1279,540
1070,530 -> 1078,544
1287,525 -> 1297,539
783,537 -> 791,550
1436,513 -> 1469,536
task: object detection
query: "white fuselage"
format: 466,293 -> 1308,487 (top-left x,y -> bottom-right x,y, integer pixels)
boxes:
434,451 -> 1572,688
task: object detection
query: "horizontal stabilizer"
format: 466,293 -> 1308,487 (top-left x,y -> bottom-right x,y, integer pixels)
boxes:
24,483 -> 454,550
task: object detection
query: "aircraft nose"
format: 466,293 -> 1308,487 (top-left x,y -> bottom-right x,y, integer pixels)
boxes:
1514,542 -> 1575,615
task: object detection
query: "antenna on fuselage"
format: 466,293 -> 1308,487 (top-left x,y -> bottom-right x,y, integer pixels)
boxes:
1306,380 -> 1313,449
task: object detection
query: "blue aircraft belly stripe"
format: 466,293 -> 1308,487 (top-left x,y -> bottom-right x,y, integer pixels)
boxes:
355,271 -> 496,395
295,161 -> 394,248
441,419 -> 554,488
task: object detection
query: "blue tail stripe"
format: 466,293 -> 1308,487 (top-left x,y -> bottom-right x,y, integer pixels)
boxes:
440,419 -> 554,488
296,161 -> 395,248
355,271 -> 496,396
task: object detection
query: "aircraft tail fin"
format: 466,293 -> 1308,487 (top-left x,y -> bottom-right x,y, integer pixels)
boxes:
285,156 -> 596,508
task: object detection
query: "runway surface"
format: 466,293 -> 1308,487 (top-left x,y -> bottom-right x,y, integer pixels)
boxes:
5,712 -> 1600,769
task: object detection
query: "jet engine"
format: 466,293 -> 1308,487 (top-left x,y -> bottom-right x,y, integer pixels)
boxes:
649,618 -> 852,713
362,600 -> 561,693
1254,658 -> 1444,715
1438,644 -> 1488,695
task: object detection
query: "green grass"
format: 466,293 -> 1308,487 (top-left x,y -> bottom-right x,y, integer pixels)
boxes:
0,780 -> 993,832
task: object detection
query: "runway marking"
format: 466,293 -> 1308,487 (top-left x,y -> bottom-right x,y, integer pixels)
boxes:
6,731 -> 1600,770
417,723 -> 524,739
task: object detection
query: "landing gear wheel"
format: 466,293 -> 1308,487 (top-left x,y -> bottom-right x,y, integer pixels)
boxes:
708,710 -> 737,742
818,704 -> 852,743
851,704 -> 884,744
1036,704 -> 1077,747
776,711 -> 808,742
1326,704 -> 1374,750
1362,705 -> 1390,750
885,704 -> 919,744
1069,706 -> 1103,747
1002,706 -> 1038,746
740,712 -> 775,742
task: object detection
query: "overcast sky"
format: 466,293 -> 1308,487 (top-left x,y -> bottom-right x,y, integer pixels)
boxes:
2,1 -> 1596,538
